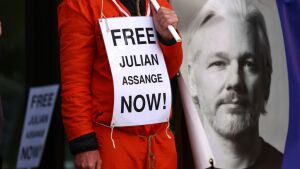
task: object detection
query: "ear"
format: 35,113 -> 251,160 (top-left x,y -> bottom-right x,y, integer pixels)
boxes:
188,64 -> 198,98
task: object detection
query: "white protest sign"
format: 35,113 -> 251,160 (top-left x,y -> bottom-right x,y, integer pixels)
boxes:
17,84 -> 59,169
99,17 -> 172,127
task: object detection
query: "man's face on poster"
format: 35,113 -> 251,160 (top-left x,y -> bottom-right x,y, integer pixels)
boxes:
189,19 -> 266,138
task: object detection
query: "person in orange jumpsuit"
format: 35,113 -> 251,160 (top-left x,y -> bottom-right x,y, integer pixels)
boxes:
58,0 -> 183,168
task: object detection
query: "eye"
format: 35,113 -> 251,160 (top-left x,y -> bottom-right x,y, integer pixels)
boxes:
244,60 -> 256,69
209,61 -> 226,68
245,61 -> 255,67
243,59 -> 257,72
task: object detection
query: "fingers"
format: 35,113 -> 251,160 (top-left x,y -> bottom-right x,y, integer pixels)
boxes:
96,157 -> 102,169
74,150 -> 101,169
75,159 -> 95,169
75,158 -> 96,169
151,5 -> 179,41
155,7 -> 178,30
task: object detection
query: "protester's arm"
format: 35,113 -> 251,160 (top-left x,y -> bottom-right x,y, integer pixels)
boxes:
151,1 -> 183,78
58,1 -> 101,168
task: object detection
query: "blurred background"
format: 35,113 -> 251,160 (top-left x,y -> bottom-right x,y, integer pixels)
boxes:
0,0 -> 71,168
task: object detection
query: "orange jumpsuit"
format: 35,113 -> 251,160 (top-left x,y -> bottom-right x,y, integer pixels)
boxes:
58,0 -> 183,168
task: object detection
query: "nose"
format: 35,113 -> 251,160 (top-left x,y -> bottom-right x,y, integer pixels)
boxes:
226,61 -> 244,91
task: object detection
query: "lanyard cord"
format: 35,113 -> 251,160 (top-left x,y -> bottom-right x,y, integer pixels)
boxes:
112,0 -> 130,17
101,0 -> 106,18
136,0 -> 141,16
100,0 -> 151,32
106,0 -> 151,17
146,0 -> 151,16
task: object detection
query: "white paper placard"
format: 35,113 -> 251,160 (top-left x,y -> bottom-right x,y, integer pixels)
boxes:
99,17 -> 172,127
17,84 -> 59,169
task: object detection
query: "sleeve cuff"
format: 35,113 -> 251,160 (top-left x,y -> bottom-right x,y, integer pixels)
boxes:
69,132 -> 98,155
157,33 -> 177,46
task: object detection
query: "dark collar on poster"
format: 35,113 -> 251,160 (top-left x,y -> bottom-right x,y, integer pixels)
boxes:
207,138 -> 283,169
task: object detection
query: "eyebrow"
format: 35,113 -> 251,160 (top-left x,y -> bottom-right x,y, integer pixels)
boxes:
242,52 -> 255,60
206,52 -> 229,61
207,52 -> 254,62
204,52 -> 228,65
215,52 -> 229,60
199,13 -> 226,29
200,12 -> 215,27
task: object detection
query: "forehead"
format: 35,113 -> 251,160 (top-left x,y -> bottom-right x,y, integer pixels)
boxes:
189,17 -> 255,61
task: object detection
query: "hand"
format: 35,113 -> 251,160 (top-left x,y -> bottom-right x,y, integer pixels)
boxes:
151,5 -> 179,41
74,150 -> 102,169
